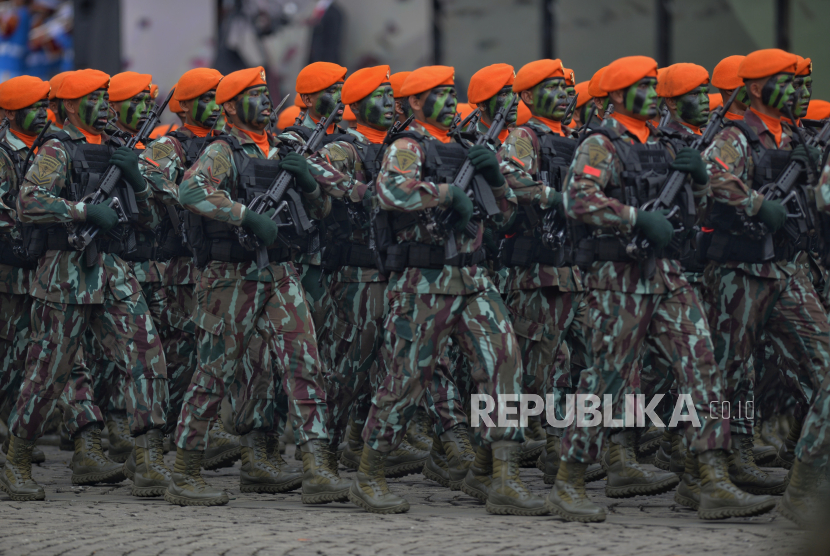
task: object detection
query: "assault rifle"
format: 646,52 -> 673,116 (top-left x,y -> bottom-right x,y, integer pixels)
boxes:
658,103 -> 671,128
625,88 -> 740,258
67,88 -> 176,265
447,108 -> 481,144
238,101 -> 343,270
562,93 -> 579,125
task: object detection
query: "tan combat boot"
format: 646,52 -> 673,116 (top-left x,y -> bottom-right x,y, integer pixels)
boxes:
773,418 -> 802,469
697,449 -> 776,519
299,439 -> 351,504
540,433 -> 560,484
461,443 -> 492,502
441,424 -> 476,490
545,460 -> 606,522
486,440 -> 548,516
266,433 -> 301,473
653,430 -> 685,473
728,433 -> 788,494
105,411 -> 134,463
751,427 -> 776,465
675,450 -> 701,510
348,445 -> 410,514
2,434 -> 45,463
385,438 -> 429,479
339,418 -> 363,470
165,448 -> 228,506
519,418 -> 546,467
131,429 -> 171,497
202,418 -> 241,470
603,431 -> 679,497
422,429 -> 451,487
0,435 -> 44,501
240,430 -> 302,493
405,406 -> 433,452
70,424 -> 126,485
777,458 -> 825,528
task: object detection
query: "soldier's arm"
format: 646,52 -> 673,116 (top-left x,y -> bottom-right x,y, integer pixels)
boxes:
702,128 -> 763,216
17,139 -> 87,224
376,137 -> 451,212
141,135 -> 186,188
139,157 -> 180,207
308,141 -> 363,201
0,152 -> 19,229
563,134 -> 636,233
499,127 -> 559,208
178,142 -> 245,226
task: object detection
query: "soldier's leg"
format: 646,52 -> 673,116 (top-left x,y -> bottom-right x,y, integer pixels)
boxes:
0,292 -> 31,410
161,283 -> 198,433
298,263 -> 330,333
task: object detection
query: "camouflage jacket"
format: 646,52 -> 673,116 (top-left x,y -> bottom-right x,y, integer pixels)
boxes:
308,126 -> 382,283
17,122 -> 154,304
0,129 -> 31,294
178,123 -> 328,282
563,115 -> 699,294
497,119 -> 583,293
376,121 -> 517,295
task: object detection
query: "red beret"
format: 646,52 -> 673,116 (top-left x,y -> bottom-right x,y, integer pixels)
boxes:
563,68 -> 575,86
573,81 -> 592,107
0,76 -> 50,110
277,105 -> 302,129
513,59 -> 565,93
601,56 -> 658,92
58,69 -> 110,100
712,55 -> 745,89
468,63 -> 515,104
587,66 -> 608,98
806,99 -> 830,120
175,68 -> 223,101
296,62 -> 347,95
48,71 -> 72,100
796,56 -> 812,76
216,66 -> 267,105
400,66 -> 454,97
709,93 -> 723,111
390,71 -> 412,98
738,49 -> 798,80
655,63 -> 709,98
108,71 -> 152,102
341,65 -> 391,105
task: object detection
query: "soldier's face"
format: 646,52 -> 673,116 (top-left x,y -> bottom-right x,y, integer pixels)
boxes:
310,83 -> 343,124
235,86 -> 272,130
736,85 -> 750,107
760,73 -> 795,111
79,89 -> 109,131
530,77 -> 569,120
15,98 -> 49,134
49,98 -> 67,124
116,90 -> 152,133
483,86 -> 517,125
793,74 -> 812,118
191,90 -> 220,128
356,84 -> 395,130
675,85 -> 710,127
421,86 -> 457,127
623,77 -> 658,119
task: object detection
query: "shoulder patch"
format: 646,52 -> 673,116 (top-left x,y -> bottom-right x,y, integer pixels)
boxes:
515,137 -> 533,160
328,143 -> 349,162
587,143 -> 608,167
719,142 -> 740,166
152,141 -> 174,161
29,155 -> 61,186
212,153 -> 231,177
395,150 -> 418,172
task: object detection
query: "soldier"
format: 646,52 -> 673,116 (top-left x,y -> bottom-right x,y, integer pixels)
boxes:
390,71 -> 413,124
701,49 -> 830,520
570,80 -> 593,130
167,66 -> 348,507
47,70 -> 71,131
711,55 -> 749,123
790,56 -> 812,123
587,66 -> 609,120
0,69 -> 170,501
350,65 -> 546,516
554,55 -> 775,522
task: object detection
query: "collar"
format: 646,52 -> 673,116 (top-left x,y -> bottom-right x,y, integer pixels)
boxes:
748,107 -> 783,147
530,115 -> 565,137
414,119 -> 452,143
306,112 -> 337,135
63,122 -> 103,144
9,129 -> 37,150
609,112 -> 651,144
3,128 -> 27,152
724,110 -> 744,121
353,123 -> 387,144
234,127 -> 270,156
183,123 -> 211,138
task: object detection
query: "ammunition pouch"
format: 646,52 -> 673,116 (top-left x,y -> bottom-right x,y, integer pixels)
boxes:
575,236 -> 641,266
206,239 -> 292,264
499,235 -> 567,268
321,242 -> 377,270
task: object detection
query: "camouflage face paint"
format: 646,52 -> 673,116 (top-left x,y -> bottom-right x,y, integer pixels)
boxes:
234,85 -> 272,129
78,89 -> 109,131
623,77 -> 658,119
793,74 -> 812,118
397,97 -> 413,119
191,90 -> 220,127
14,98 -> 49,134
483,86 -> 517,125
421,86 -> 457,127
356,84 -> 395,130
117,91 -> 152,132
311,83 -> 343,124
529,77 -> 569,120
760,73 -> 795,111
675,85 -> 710,127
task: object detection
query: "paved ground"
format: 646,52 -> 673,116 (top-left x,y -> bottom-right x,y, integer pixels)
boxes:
0,444 -> 813,556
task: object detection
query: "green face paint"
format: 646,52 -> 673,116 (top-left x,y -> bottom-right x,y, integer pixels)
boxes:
675,85 -> 710,127
736,86 -> 750,107
529,77 -> 569,120
78,89 -> 109,131
760,73 -> 795,111
312,83 -> 343,124
623,78 -> 658,119
356,84 -> 395,130
793,74 -> 812,118
421,86 -> 457,127
14,99 -> 49,134
117,91 -> 152,132
191,90 -> 220,127
234,85 -> 272,129
484,86 -> 517,125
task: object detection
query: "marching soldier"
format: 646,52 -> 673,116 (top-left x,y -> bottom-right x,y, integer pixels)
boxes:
711,56 -> 749,124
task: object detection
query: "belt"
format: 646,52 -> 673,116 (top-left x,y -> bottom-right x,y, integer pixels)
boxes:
208,240 -> 292,263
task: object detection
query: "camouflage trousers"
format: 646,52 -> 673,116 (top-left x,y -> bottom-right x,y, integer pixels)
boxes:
363,282 -> 524,452
175,262 -> 328,450
0,291 -> 31,412
298,263 -> 330,333
58,332 -> 116,436
561,280 -> 728,464
158,283 -> 198,433
422,344 -> 473,436
11,293 -> 168,441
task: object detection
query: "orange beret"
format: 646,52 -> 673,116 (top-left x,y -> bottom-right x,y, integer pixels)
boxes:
0,75 -> 50,110
468,63 -> 515,104
390,71 -> 412,98
516,100 -> 532,126
738,49 -> 798,80
294,93 -> 304,107
573,81 -> 592,108
175,68 -> 223,101
400,66 -> 454,97
216,66 -> 267,105
295,62 -> 347,95
168,83 -> 182,113
341,65 -> 391,105
513,59 -> 565,93
108,71 -> 152,102
342,105 -> 356,121
796,56 -> 812,76
57,69 -> 110,100
601,56 -> 658,92
48,71 -> 72,100
150,84 -> 159,99
456,102 -> 475,121
46,108 -> 56,123
655,63 -> 709,98
806,99 -> 830,120
711,55 -> 745,90
277,105 -> 302,129
588,66 -> 608,98
563,68 -> 575,87
709,93 -> 723,111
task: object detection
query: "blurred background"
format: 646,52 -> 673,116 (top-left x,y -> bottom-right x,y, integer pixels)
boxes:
0,0 -> 827,126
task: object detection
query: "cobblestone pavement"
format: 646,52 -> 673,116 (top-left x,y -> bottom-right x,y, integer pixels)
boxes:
0,445 -> 811,556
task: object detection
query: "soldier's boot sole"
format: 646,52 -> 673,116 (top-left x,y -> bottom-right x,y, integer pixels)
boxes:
585,464 -> 606,483
697,497 -> 777,520
605,473 -> 679,498
654,454 -> 671,471
674,488 -> 700,510
485,498 -> 549,516
422,460 -> 451,488
730,474 -> 789,496
638,436 -> 663,456
460,476 -> 488,502
108,446 -> 132,464
163,490 -> 229,507
240,476 -> 302,494
519,446 -> 544,468
71,467 -> 126,486
347,485 -> 409,515
201,447 -> 241,471
777,497 -> 808,528
544,498 -> 606,523
0,480 -> 45,501
340,447 -> 362,471
132,484 -> 167,497
385,456 -> 428,479
301,487 -> 350,504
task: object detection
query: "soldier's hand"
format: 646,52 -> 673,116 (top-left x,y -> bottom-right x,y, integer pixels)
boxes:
789,145 -> 822,175
109,147 -> 146,192
280,153 -> 317,193
670,147 -> 709,185
242,208 -> 279,246
467,145 -> 506,188
756,199 -> 787,233
634,209 -> 674,249
85,203 -> 120,232
448,185 -> 474,231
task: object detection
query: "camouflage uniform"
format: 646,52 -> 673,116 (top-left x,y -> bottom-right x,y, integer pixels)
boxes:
10,122 -> 168,441
560,116 -> 728,463
173,124 -> 332,450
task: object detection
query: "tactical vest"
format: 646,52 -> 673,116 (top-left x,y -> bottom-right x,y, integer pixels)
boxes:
0,141 -> 33,268
521,125 -> 578,190
167,129 -> 209,170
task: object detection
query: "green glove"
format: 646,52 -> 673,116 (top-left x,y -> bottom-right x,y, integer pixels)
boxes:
85,203 -> 120,232
548,189 -> 566,216
634,209 -> 675,249
467,144 -> 505,189
178,182 -> 207,207
670,147 -> 709,185
756,199 -> 787,233
109,147 -> 146,192
789,144 -> 822,175
447,184 -> 474,232
280,152 -> 317,193
242,208 -> 279,246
